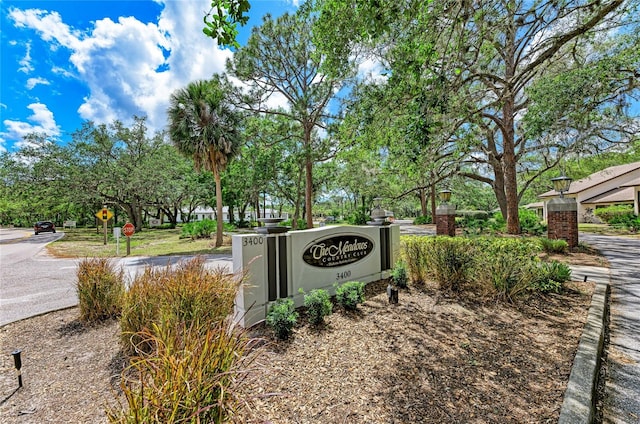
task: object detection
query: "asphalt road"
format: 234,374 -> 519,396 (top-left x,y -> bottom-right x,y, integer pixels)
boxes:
0,228 -> 233,327
0,229 -> 80,326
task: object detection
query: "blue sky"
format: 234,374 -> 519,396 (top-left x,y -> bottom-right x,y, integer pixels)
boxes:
0,0 -> 299,152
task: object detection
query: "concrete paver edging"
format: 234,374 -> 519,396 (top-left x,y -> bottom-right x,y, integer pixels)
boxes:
558,282 -> 610,424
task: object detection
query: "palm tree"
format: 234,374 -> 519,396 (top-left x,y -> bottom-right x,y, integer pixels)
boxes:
168,78 -> 242,247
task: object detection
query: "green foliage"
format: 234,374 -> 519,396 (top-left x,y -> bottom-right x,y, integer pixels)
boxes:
281,218 -> 307,229
413,215 -> 432,225
76,258 -> 125,322
180,219 -> 235,239
423,237 -> 476,292
474,238 -> 542,301
301,288 -> 333,326
457,212 -> 490,235
202,0 -> 251,48
539,237 -> 569,254
491,209 -> 546,235
594,204 -> 635,224
390,260 -> 409,288
401,236 -> 430,284
120,257 -> 239,354
107,319 -> 253,423
347,209 -> 369,225
180,219 -> 217,239
335,281 -> 366,310
531,261 -> 572,293
266,298 -> 298,340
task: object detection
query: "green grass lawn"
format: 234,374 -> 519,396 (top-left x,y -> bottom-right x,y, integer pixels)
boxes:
47,227 -> 232,258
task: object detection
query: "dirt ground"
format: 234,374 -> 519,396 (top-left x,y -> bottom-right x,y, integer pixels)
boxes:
0,252 -> 604,424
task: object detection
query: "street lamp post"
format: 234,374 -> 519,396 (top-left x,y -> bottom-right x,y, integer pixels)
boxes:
547,174 -> 578,248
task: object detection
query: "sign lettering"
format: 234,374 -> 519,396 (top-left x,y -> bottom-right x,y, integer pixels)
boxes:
302,234 -> 374,268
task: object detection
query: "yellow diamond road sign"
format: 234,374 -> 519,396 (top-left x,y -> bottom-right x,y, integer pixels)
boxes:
96,208 -> 114,221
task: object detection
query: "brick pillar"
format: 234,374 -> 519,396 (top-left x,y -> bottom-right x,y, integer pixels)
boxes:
436,204 -> 456,236
547,197 -> 578,248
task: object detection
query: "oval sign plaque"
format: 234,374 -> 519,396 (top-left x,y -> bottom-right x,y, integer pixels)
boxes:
302,234 -> 374,268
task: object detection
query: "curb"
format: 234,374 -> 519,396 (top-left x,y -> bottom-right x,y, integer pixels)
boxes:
558,282 -> 610,424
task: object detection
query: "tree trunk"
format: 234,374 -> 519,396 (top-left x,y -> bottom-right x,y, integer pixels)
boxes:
430,184 -> 437,221
214,168 -> 223,247
503,23 -> 520,235
304,124 -> 314,229
419,188 -> 428,216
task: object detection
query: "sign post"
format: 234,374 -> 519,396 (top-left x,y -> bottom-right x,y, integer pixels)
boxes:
95,206 -> 113,246
113,227 -> 121,255
122,222 -> 135,256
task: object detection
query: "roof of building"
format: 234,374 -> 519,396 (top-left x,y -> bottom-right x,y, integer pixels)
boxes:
582,186 -> 636,204
621,176 -> 640,187
539,161 -> 640,198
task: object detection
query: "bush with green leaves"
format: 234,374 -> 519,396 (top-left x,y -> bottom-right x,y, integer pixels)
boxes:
266,298 -> 298,340
401,236 -> 430,284
347,209 -> 369,225
531,261 -> 572,293
390,260 -> 409,288
490,209 -> 546,235
594,204 -> 635,223
539,237 -> 569,254
413,215 -> 431,225
335,281 -> 366,310
76,257 -> 125,322
301,288 -> 333,325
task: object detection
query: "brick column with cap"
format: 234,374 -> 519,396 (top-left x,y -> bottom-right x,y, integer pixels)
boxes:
436,204 -> 456,236
547,197 -> 578,248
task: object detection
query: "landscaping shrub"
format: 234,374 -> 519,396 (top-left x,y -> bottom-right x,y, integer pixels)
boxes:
531,261 -> 572,293
180,219 -> 234,239
120,256 -> 240,354
266,298 -> 298,340
474,238 -> 542,301
301,288 -> 333,325
107,319 -> 254,424
594,204 -> 634,223
390,260 -> 409,288
423,237 -> 476,291
539,237 -> 569,254
76,257 -> 125,322
401,236 -> 429,284
335,281 -> 366,310
413,215 -> 431,225
490,210 -> 546,235
347,209 -> 369,225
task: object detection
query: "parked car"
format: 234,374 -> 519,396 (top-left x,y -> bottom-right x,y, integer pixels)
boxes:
34,221 -> 56,235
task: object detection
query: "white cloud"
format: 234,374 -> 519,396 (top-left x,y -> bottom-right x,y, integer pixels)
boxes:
26,77 -> 50,89
8,1 -> 233,136
18,41 -> 34,73
1,103 -> 61,148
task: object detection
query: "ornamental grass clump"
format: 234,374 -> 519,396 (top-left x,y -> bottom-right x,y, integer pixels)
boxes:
120,256 -> 240,354
423,237 -> 476,292
539,237 -> 569,254
76,257 -> 125,322
335,281 -> 366,310
266,298 -> 298,340
301,288 -> 332,326
107,319 -> 256,424
474,238 -> 542,301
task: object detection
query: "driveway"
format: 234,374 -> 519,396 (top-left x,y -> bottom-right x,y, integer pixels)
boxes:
580,233 -> 640,424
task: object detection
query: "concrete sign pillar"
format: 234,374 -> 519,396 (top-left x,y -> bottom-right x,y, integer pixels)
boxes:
233,225 -> 400,327
436,204 -> 456,236
547,197 -> 578,248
